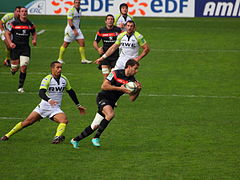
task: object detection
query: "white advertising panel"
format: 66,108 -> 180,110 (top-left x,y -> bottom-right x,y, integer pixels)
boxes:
26,0 -> 194,17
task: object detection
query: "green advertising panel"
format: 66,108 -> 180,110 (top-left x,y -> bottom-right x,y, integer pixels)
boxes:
0,0 -> 33,12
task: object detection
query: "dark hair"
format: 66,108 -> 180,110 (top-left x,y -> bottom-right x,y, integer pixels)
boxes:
15,6 -> 22,10
125,59 -> 139,69
119,3 -> 128,10
126,20 -> 136,27
50,61 -> 61,68
105,14 -> 114,20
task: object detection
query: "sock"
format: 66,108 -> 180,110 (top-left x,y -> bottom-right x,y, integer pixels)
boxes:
94,119 -> 110,139
18,72 -> 26,89
5,122 -> 23,138
5,48 -> 10,59
79,47 -> 86,60
74,125 -> 94,141
55,123 -> 66,137
58,46 -> 66,60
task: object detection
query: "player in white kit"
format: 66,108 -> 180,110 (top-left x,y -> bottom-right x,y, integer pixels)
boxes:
1,61 -> 86,144
95,20 -> 150,69
57,0 -> 92,64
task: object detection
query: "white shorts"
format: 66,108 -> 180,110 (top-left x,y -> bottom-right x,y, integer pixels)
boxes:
33,105 -> 64,119
64,26 -> 84,42
114,56 -> 132,70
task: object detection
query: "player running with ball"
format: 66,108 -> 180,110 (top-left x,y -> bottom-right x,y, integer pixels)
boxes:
70,59 -> 141,149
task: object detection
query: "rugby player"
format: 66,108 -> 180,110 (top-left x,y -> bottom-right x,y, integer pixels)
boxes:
57,0 -> 92,64
93,14 -> 122,78
0,61 -> 86,144
5,7 -> 37,93
70,59 -> 141,148
114,3 -> 133,31
95,20 -> 150,70
0,6 -> 21,67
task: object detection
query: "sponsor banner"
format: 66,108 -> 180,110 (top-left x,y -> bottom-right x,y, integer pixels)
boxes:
195,0 -> 240,17
26,0 -> 194,17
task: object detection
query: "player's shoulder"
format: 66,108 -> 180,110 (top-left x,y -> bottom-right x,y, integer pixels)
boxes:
134,31 -> 144,39
1,13 -> 14,21
67,7 -> 75,16
118,31 -> 127,38
61,74 -> 69,81
127,14 -> 134,19
115,14 -> 121,19
42,74 -> 52,81
113,25 -> 122,32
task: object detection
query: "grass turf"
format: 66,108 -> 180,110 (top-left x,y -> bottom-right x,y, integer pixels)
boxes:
0,16 -> 239,179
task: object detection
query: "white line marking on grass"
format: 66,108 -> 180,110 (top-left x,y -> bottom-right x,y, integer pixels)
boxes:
151,48 -> 240,53
33,46 -> 240,53
0,72 -> 73,75
0,117 -> 22,120
37,29 -> 46,35
0,91 -> 239,99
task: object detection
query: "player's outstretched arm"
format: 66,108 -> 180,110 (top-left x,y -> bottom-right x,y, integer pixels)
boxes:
66,89 -> 86,115
95,43 -> 119,64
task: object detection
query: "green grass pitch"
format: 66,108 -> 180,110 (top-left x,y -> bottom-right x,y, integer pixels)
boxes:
0,15 -> 239,179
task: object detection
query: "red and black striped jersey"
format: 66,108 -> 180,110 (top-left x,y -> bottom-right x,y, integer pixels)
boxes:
95,26 -> 122,58
9,18 -> 36,45
98,69 -> 136,103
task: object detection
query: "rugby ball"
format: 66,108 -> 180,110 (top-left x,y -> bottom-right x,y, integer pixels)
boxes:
124,82 -> 137,93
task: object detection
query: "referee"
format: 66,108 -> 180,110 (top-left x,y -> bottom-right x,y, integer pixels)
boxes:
5,7 -> 37,93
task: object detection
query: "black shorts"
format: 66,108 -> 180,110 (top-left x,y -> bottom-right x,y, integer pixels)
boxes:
10,44 -> 30,60
96,95 -> 115,112
98,56 -> 118,70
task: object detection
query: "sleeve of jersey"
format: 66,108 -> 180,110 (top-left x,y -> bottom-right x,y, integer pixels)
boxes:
62,75 -> 72,91
39,75 -> 51,90
115,33 -> 125,45
95,31 -> 102,42
106,71 -> 115,83
114,14 -> 120,25
67,9 -> 74,19
136,33 -> 147,46
1,13 -> 13,23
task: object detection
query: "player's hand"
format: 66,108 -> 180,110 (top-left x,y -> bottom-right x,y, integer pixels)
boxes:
94,57 -> 103,64
120,85 -> 132,94
119,23 -> 125,28
98,47 -> 104,55
32,39 -> 37,46
73,29 -> 78,36
77,105 -> 86,115
9,42 -> 16,49
48,99 -> 58,107
135,81 -> 142,90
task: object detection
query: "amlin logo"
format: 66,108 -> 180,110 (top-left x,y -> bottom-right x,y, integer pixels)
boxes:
203,0 -> 240,16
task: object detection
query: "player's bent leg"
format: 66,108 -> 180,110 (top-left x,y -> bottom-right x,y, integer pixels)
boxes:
58,42 -> 70,63
10,60 -> 20,75
77,39 -> 92,64
1,111 -> 41,141
51,113 -> 68,144
18,57 -> 29,92
101,65 -> 110,78
92,106 -> 114,146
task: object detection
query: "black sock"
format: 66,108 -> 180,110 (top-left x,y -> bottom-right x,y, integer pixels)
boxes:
74,125 -> 94,141
94,119 -> 110,139
18,72 -> 26,88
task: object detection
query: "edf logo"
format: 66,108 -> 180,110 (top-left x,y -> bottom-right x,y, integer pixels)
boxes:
150,0 -> 189,13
